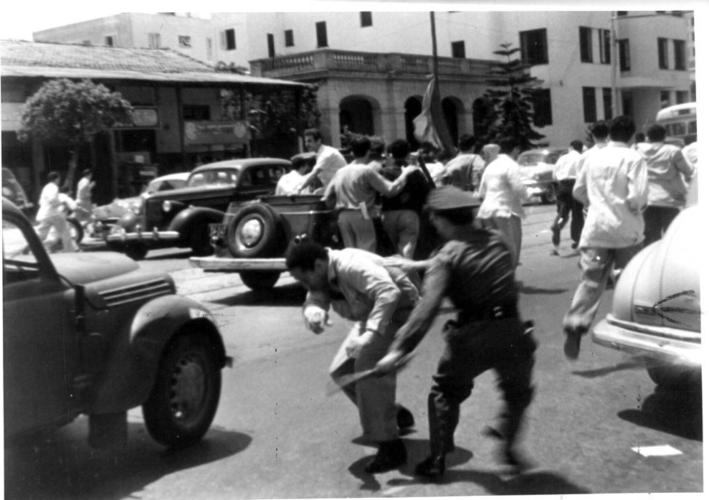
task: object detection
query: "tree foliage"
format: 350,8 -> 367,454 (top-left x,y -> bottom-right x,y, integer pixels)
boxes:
480,43 -> 545,151
18,78 -> 133,147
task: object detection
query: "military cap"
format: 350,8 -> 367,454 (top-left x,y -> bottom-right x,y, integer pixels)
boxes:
426,186 -> 478,211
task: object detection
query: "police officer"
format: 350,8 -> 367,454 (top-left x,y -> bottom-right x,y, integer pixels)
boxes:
375,186 -> 537,478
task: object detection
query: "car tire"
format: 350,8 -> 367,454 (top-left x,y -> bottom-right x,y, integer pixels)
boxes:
239,270 -> 281,291
189,223 -> 213,257
124,243 -> 149,261
540,184 -> 557,205
646,361 -> 700,389
142,333 -> 222,448
226,203 -> 283,258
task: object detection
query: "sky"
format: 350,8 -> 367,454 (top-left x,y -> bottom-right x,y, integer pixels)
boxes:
1,0 -> 705,41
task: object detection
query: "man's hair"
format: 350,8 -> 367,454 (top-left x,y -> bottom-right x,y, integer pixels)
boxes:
589,120 -> 609,139
47,171 -> 60,182
458,133 -> 477,151
432,207 -> 475,226
608,115 -> 636,143
570,140 -> 584,153
646,124 -> 666,142
498,136 -> 519,154
82,168 -> 92,177
634,132 -> 646,143
388,139 -> 410,160
304,128 -> 322,142
285,239 -> 328,271
369,136 -> 385,157
350,135 -> 371,158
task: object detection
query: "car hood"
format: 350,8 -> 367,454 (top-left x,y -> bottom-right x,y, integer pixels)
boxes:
50,251 -> 139,285
519,164 -> 553,179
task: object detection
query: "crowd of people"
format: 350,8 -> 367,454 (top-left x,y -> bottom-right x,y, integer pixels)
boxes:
282,117 -> 697,479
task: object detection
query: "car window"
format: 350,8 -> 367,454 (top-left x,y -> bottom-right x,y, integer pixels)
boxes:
240,165 -> 284,188
518,153 -> 545,166
3,219 -> 40,283
187,169 -> 237,188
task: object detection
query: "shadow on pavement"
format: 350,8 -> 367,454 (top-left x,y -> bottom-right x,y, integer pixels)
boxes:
572,356 -> 646,378
5,422 -> 251,499
518,284 -> 568,295
618,385 -> 703,441
210,281 -> 306,307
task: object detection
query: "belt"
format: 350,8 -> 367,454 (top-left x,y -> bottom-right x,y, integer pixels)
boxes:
458,303 -> 519,323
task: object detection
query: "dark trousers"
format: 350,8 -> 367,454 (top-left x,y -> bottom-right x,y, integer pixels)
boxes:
643,205 -> 680,247
551,179 -> 584,247
427,318 -> 536,456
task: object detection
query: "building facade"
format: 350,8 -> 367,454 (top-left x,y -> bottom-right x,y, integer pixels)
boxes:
1,40 -> 305,203
32,11 -> 696,148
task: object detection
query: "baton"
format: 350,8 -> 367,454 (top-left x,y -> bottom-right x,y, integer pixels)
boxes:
326,353 -> 415,397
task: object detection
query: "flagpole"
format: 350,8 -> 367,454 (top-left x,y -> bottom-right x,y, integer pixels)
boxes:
430,11 -> 439,83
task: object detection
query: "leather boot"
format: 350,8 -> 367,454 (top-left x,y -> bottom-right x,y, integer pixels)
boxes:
364,438 -> 407,474
414,454 -> 446,478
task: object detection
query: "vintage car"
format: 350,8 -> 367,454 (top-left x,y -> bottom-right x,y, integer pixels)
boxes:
106,158 -> 289,260
3,197 -> 230,448
592,204 -> 701,388
516,147 -> 567,204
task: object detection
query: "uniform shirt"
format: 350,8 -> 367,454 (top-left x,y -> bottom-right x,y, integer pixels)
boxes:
553,150 -> 582,181
477,153 -> 528,219
324,162 -> 406,211
638,142 -> 694,208
573,141 -> 648,248
314,144 -> 347,188
443,153 -> 485,190
304,248 -> 420,334
390,227 -> 517,355
36,182 -> 63,221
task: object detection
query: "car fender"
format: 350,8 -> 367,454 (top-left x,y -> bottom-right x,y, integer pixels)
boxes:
89,294 -> 227,414
168,206 -> 224,237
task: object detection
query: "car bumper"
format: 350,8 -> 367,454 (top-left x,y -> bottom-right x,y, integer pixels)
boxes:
592,314 -> 702,367
106,230 -> 181,244
190,255 -> 287,272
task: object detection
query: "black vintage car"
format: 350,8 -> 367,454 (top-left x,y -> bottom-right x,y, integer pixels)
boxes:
106,158 -> 289,260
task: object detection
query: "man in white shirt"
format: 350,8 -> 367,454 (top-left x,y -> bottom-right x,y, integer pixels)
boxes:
275,152 -> 318,196
75,168 -> 95,222
477,137 -> 528,267
443,133 -> 485,191
637,123 -> 694,245
562,116 -> 648,360
298,128 -> 347,193
36,171 -> 79,252
550,140 -> 584,255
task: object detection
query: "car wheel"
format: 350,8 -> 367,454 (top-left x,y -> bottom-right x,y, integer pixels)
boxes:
123,243 -> 149,260
189,223 -> 213,256
142,333 -> 222,448
67,217 -> 84,246
226,203 -> 282,258
540,184 -> 557,205
646,361 -> 700,388
239,270 -> 281,291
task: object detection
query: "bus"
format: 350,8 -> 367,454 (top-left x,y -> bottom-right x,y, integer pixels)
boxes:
655,102 -> 696,147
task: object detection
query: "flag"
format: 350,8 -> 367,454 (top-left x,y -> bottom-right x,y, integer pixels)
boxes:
413,78 -> 455,155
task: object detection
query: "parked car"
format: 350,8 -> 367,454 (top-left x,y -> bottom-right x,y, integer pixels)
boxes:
106,159 -> 289,260
2,167 -> 33,215
3,197 -> 230,448
592,204 -> 701,388
516,147 -> 567,204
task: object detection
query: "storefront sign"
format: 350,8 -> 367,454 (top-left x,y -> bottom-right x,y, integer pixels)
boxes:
184,120 -> 251,146
131,107 -> 159,127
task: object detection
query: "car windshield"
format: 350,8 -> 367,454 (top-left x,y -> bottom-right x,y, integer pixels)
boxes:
187,169 -> 238,188
518,150 -> 564,166
145,177 -> 188,193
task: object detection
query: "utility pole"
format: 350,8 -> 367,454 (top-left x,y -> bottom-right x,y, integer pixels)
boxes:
609,12 -> 621,116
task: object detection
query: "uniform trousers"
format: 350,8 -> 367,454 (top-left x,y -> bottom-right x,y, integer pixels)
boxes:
563,245 -> 641,334
329,309 -> 411,443
382,209 -> 420,259
427,317 -> 535,456
643,205 -> 680,247
337,209 -> 377,253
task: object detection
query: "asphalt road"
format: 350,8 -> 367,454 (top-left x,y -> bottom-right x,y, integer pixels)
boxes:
4,204 -> 703,499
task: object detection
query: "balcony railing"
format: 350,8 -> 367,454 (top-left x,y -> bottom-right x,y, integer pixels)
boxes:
250,48 -> 492,81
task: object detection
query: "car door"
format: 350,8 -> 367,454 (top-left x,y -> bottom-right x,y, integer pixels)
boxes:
3,214 -> 77,438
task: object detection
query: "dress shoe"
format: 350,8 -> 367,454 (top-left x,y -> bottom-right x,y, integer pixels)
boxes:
396,405 -> 415,430
414,454 -> 446,478
364,439 -> 407,474
499,446 -> 533,474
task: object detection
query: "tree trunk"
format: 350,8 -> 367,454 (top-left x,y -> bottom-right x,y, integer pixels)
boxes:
64,148 -> 79,196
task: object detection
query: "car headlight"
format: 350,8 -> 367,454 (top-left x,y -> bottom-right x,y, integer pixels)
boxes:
162,200 -> 172,212
131,202 -> 142,215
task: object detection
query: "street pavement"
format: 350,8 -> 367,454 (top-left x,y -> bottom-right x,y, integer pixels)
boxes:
4,204 -> 703,499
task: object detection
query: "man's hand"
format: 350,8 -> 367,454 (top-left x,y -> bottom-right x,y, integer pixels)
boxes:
345,330 -> 376,359
303,305 -> 330,334
374,349 -> 406,375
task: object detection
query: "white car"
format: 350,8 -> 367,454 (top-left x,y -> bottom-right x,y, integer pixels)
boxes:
592,203 -> 701,387
516,148 -> 567,204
